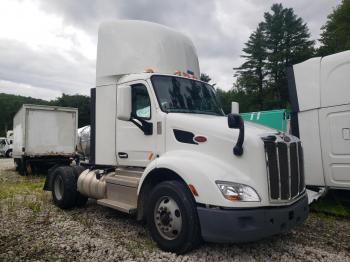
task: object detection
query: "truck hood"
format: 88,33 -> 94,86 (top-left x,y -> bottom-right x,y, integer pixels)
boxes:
166,113 -> 274,143
165,113 -> 277,200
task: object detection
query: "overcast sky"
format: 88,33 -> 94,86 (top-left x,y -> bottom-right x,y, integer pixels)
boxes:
0,0 -> 341,100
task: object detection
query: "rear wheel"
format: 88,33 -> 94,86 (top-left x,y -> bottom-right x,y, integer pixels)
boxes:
52,166 -> 78,209
5,149 -> 12,158
146,180 -> 201,254
17,158 -> 31,176
14,158 -> 20,171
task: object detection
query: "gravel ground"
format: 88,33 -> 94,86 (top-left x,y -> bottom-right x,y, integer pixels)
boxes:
0,158 -> 349,261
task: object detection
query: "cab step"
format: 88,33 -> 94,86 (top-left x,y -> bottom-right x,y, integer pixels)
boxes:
105,174 -> 140,187
97,199 -> 137,214
99,167 -> 143,214
115,167 -> 143,178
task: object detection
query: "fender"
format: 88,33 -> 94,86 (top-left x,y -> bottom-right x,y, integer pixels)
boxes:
138,149 -> 259,208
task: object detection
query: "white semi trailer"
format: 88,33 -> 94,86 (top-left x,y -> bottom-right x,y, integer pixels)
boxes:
13,104 -> 78,175
45,21 -> 308,254
288,50 -> 350,195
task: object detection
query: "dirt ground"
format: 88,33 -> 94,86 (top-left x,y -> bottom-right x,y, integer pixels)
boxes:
0,158 -> 349,261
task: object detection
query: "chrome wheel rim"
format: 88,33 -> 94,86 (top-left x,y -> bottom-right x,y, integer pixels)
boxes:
154,196 -> 182,240
54,176 -> 64,200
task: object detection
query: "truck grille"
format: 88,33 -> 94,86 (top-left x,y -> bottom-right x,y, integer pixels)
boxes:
262,135 -> 305,202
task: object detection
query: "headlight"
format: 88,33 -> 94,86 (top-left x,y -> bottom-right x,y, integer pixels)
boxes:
216,181 -> 260,202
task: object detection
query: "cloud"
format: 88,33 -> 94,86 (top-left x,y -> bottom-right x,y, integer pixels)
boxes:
0,0 -> 342,99
0,39 -> 94,97
0,79 -> 61,100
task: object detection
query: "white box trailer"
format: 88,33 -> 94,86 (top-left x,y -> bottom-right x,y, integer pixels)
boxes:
13,104 -> 78,175
44,21 -> 308,254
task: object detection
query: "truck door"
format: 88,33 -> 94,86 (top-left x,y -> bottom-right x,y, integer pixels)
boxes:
116,80 -> 157,167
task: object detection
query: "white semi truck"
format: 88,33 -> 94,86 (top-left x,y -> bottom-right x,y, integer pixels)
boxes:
288,50 -> 350,195
45,21 -> 308,254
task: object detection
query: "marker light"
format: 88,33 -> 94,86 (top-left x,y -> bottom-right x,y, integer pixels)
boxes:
144,68 -> 154,73
188,184 -> 199,196
216,181 -> 260,202
194,135 -> 207,143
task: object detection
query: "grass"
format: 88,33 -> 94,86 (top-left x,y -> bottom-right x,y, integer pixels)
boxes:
0,175 -> 45,200
0,164 -> 48,219
310,190 -> 350,218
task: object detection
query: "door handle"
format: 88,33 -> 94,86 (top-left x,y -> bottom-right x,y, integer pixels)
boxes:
118,152 -> 128,159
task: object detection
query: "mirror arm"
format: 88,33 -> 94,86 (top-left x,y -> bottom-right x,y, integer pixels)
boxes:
130,114 -> 153,135
233,124 -> 244,156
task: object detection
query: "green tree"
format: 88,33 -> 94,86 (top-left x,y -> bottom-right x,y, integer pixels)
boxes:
318,0 -> 350,56
263,3 -> 315,107
0,93 -> 49,136
234,23 -> 267,110
200,73 -> 211,83
215,87 -> 258,114
0,93 -> 91,136
234,3 -> 315,111
51,94 -> 90,127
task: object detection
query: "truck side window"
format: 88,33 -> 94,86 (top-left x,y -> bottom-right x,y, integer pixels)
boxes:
132,84 -> 151,120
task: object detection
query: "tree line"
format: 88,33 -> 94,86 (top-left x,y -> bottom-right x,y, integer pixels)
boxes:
203,1 -> 350,113
0,93 -> 90,136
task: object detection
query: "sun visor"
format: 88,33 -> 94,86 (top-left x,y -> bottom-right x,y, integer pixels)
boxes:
96,20 -> 200,86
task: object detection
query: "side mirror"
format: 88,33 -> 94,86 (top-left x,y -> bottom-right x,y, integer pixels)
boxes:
227,113 -> 245,156
228,113 -> 243,129
117,85 -> 132,121
231,102 -> 239,114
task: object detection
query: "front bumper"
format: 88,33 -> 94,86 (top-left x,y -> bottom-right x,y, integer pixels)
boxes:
197,194 -> 308,243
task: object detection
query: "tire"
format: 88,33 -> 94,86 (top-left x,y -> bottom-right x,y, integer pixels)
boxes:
71,165 -> 88,207
52,166 -> 78,209
14,158 -> 20,171
146,180 -> 201,254
5,149 -> 12,158
17,158 -> 30,176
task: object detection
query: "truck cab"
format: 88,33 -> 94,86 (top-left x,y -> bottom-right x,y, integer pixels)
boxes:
46,20 -> 308,254
0,137 -> 12,157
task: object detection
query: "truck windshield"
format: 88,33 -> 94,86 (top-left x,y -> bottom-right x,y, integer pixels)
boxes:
151,75 -> 224,116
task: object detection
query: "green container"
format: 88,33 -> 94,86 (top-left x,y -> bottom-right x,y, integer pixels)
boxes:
241,109 -> 289,132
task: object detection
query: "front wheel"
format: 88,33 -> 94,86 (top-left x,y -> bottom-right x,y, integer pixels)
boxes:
146,180 -> 201,254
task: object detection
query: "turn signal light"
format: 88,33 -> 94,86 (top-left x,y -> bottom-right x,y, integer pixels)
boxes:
188,184 -> 199,196
224,195 -> 241,201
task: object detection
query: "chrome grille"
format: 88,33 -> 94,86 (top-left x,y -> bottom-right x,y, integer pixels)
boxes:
262,134 -> 305,202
